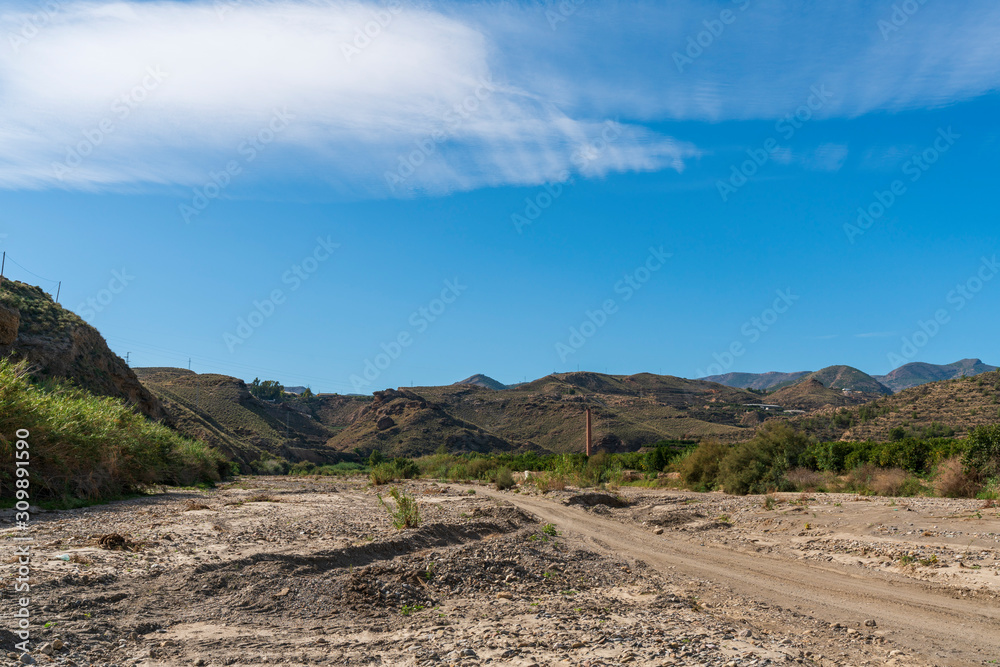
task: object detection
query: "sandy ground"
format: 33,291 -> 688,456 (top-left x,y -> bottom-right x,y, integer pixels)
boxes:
1,477 -> 998,667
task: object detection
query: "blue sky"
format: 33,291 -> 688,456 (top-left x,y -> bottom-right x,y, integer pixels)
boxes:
2,0 -> 999,392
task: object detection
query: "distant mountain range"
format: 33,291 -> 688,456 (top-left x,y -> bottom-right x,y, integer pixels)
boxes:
702,360 -> 995,394
873,359 -> 997,392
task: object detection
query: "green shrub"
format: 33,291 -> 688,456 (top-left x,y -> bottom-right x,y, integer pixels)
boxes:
378,486 -> 420,529
0,358 -> 225,501
494,466 -> 515,490
676,440 -> 729,491
717,423 -> 811,495
370,462 -> 397,485
964,425 -> 1000,478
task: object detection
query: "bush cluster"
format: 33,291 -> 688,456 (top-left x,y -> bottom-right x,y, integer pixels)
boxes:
0,358 -> 226,501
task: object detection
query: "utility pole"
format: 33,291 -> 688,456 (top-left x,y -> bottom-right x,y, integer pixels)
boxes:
1,251 -> 5,284
55,281 -> 61,303
188,358 -> 192,371
125,352 -> 130,365
585,407 -> 592,457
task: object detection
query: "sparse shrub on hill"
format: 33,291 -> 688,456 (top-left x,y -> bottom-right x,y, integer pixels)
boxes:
0,358 -> 225,501
248,378 -> 284,401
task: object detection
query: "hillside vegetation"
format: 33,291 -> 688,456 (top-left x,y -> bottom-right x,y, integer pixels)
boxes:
0,280 -> 164,419
0,359 -> 224,501
134,368 -> 368,467
788,370 -> 1000,442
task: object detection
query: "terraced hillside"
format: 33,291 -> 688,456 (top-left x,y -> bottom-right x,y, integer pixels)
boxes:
788,370 -> 1000,441
135,368 -> 368,466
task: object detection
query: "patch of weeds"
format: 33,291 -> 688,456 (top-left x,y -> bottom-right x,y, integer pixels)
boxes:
400,604 -> 425,616
467,489 -> 476,495
762,495 -> 777,511
378,487 -> 421,529
541,523 -> 557,536
716,514 -> 731,524
918,555 -> 938,566
898,554 -> 916,566
559,589 -> 577,596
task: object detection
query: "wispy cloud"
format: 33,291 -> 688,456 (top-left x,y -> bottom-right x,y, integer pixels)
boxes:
855,331 -> 897,338
0,0 -> 997,195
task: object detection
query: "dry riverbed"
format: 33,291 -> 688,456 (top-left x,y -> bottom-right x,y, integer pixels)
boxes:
1,477 -> 998,667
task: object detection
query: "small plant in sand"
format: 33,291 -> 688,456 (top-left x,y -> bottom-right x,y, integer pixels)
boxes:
378,486 -> 421,529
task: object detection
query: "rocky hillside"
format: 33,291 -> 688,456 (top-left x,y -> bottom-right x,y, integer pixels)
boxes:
134,368 -> 369,467
874,359 -> 997,393
323,388 -> 514,457
700,370 -> 810,390
0,280 -> 164,420
766,378 -> 874,411
788,370 -> 1000,441
454,374 -> 507,390
800,365 -> 892,395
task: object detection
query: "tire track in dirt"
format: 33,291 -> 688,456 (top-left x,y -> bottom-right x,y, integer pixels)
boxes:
485,490 -> 1000,667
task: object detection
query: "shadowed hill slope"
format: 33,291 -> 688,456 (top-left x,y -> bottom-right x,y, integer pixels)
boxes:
134,368 -> 369,466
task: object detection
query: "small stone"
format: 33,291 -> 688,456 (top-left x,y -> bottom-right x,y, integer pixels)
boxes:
18,654 -> 34,665
195,659 -> 206,666
737,629 -> 752,638
864,619 -> 877,627
496,592 -> 513,600
274,587 -> 290,597
653,528 -> 664,535
52,638 -> 63,651
39,643 -> 53,656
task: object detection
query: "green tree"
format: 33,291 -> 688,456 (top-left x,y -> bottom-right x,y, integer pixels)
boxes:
248,378 -> 284,401
964,424 -> 1000,478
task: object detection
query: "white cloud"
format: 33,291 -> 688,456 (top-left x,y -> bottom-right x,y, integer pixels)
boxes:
0,0 -> 997,195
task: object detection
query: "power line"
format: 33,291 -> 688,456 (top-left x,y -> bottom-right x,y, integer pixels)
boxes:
3,255 -> 60,285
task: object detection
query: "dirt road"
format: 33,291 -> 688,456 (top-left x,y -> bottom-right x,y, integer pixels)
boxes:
482,489 -> 1000,667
